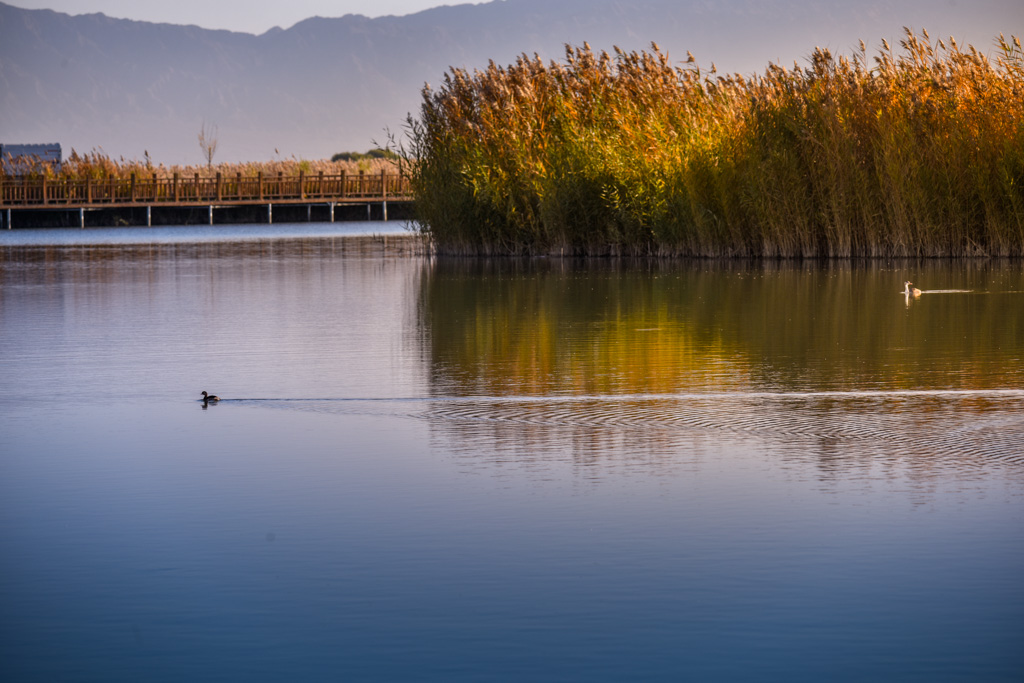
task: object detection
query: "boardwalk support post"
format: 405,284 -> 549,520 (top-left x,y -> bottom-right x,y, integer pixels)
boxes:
268,204 -> 272,224
329,202 -> 335,223
147,206 -> 152,227
209,205 -> 213,226
79,207 -> 85,229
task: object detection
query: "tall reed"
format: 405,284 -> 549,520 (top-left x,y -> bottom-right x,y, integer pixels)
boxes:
407,30 -> 1024,257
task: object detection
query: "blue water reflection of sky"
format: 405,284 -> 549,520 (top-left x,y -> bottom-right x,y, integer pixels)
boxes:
1,240 -> 1022,681
0,221 -> 415,246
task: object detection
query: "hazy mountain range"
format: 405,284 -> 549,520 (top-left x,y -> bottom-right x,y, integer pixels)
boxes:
1,0 -> 1021,164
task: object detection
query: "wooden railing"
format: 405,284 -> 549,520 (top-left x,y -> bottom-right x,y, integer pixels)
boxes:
0,170 -> 413,207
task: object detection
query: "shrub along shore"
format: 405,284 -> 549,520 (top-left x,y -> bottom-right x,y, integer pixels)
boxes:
407,30 -> 1024,257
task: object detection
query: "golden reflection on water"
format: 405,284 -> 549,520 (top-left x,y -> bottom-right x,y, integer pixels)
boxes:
4,245 -> 1022,480
420,258 -> 1024,395
419,258 -> 1024,476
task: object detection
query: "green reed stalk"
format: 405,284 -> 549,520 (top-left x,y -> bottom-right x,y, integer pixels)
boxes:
408,30 -> 1024,257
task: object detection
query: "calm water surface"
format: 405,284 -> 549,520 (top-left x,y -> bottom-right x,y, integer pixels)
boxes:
1,229 -> 1023,681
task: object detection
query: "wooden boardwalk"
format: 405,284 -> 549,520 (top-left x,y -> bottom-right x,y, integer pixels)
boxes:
1,170 -> 411,207
1,171 -> 414,227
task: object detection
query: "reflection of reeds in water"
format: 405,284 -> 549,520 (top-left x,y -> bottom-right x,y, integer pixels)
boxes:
0,238 -> 427,291
420,259 -> 1024,397
409,30 -> 1024,257
421,260 -> 752,397
423,393 -> 1024,478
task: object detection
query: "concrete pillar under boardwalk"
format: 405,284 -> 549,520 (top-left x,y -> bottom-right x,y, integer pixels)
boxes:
329,203 -> 335,223
383,200 -> 388,222
209,206 -> 213,226
146,206 -> 152,227
268,204 -> 273,224
80,208 -> 85,229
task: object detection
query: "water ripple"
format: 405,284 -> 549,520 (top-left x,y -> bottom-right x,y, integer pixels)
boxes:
229,390 -> 1024,466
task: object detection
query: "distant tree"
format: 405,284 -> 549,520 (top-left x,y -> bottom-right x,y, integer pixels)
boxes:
331,148 -> 399,163
198,120 -> 219,168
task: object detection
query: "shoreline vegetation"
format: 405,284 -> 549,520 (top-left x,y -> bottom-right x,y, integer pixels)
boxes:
1,151 -> 402,183
407,29 -> 1024,257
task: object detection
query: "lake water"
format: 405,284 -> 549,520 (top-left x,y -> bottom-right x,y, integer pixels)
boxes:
2,225 -> 1023,681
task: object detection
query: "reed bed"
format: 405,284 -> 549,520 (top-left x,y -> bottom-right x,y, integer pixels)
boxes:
408,29 -> 1024,257
2,150 -> 401,182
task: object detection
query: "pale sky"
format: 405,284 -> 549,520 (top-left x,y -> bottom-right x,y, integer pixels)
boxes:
5,1 -> 463,34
